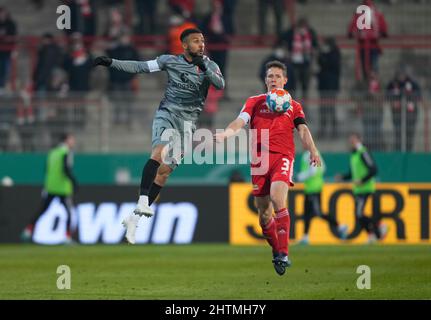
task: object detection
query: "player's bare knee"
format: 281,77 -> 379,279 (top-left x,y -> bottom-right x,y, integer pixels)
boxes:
270,195 -> 283,210
259,208 -> 273,226
150,155 -> 162,163
256,200 -> 270,213
150,145 -> 166,163
270,193 -> 288,211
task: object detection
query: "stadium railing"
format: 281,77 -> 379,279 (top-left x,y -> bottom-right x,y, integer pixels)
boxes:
0,93 -> 105,152
0,91 -> 429,152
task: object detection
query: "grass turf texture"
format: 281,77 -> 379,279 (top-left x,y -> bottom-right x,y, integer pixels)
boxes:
0,244 -> 430,300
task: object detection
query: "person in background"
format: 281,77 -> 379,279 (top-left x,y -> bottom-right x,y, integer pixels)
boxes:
0,7 -> 17,94
386,67 -> 421,152
21,133 -> 78,244
348,0 -> 388,79
335,132 -> 388,244
33,33 -> 64,93
279,17 -> 318,115
317,37 -> 341,138
259,45 -> 295,92
297,150 -> 348,245
107,32 -> 140,125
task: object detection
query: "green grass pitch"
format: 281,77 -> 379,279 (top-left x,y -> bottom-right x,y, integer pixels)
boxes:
0,244 -> 430,300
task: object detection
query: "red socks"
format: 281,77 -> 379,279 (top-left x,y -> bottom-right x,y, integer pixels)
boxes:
260,208 -> 290,256
260,217 -> 279,254
274,208 -> 290,256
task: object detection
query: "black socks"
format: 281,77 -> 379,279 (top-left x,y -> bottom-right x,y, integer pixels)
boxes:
140,159 -> 160,196
148,183 -> 163,205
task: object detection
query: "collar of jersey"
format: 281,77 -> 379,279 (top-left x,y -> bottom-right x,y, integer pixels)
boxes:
181,55 -> 194,65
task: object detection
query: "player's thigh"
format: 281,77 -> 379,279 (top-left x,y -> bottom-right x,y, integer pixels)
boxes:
269,154 -> 293,208
269,180 -> 289,211
175,117 -> 196,148
255,195 -> 271,213
252,174 -> 271,197
270,153 -> 294,187
150,144 -> 165,161
152,117 -> 182,164
151,112 -> 178,149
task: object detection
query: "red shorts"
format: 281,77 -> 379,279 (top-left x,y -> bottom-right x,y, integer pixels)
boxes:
251,152 -> 294,197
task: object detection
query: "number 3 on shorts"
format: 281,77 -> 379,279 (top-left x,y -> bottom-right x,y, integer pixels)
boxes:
281,158 -> 290,175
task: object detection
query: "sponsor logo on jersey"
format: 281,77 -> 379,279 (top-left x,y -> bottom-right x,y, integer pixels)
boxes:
171,72 -> 199,90
259,103 -> 271,113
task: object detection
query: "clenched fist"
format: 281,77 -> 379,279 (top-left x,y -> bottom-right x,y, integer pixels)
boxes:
93,56 -> 112,67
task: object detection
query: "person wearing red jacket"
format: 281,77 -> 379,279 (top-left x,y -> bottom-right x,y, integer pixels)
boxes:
348,0 -> 388,79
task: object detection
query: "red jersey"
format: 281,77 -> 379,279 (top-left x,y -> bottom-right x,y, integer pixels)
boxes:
239,93 -> 306,160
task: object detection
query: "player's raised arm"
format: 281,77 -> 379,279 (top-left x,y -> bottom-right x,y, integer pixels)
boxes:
297,124 -> 321,167
215,97 -> 254,142
203,60 -> 225,90
214,117 -> 247,143
93,55 -> 169,74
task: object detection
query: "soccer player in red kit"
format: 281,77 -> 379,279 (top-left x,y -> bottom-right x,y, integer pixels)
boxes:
215,61 -> 321,275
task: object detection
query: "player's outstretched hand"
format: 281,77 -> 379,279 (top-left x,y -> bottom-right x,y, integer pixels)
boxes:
93,56 -> 112,67
310,149 -> 322,167
191,56 -> 207,72
213,132 -> 226,143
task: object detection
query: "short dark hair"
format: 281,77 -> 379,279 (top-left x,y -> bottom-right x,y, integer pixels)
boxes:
180,28 -> 203,42
265,60 -> 287,77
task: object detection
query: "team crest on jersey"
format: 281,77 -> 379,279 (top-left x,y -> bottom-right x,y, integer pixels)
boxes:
180,72 -> 192,83
175,72 -> 198,90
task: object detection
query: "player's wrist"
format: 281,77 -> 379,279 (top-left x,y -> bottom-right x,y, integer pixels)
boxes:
224,128 -> 236,137
310,147 -> 319,155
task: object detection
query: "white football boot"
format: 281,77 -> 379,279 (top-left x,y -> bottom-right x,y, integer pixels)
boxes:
122,196 -> 154,244
122,213 -> 141,244
134,196 -> 154,218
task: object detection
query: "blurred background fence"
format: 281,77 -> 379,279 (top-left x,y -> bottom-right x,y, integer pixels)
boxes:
0,0 -> 430,153
0,91 -> 430,152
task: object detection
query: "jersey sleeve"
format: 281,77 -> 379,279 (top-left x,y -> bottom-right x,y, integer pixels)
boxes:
293,101 -> 306,120
205,60 -> 225,90
156,54 -> 173,71
293,101 -> 306,128
110,55 -> 173,73
237,97 -> 256,124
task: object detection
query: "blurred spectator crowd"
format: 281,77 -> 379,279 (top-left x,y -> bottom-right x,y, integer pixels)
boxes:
0,0 -> 427,152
